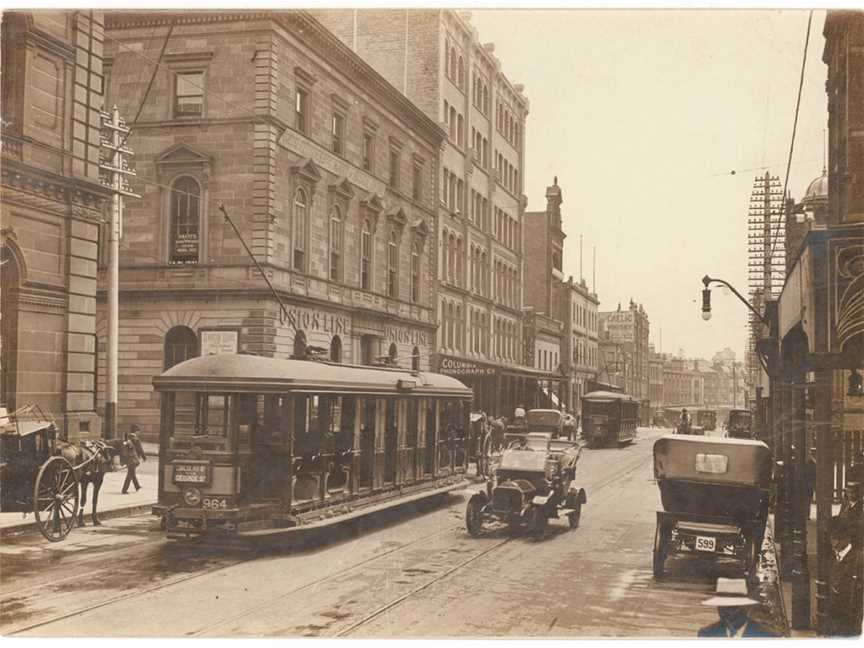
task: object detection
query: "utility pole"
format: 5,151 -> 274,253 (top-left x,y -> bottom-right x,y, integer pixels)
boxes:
99,105 -> 139,439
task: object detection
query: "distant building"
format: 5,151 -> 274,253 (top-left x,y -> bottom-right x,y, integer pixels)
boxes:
313,9 -> 533,416
556,276 -> 599,413
662,358 -> 704,408
1,11 -> 110,440
599,300 -> 650,399
649,345 -> 664,409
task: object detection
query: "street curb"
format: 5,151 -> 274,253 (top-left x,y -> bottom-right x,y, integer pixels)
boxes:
754,517 -> 792,637
0,502 -> 156,540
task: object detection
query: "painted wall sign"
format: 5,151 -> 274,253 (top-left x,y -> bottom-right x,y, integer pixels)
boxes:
384,325 -> 427,346
201,330 -> 239,356
285,306 -> 349,335
440,356 -> 497,377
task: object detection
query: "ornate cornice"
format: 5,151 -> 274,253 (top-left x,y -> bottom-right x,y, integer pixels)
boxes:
1,161 -> 108,217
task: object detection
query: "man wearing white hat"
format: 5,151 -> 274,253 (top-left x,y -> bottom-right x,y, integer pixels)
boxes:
697,578 -> 779,637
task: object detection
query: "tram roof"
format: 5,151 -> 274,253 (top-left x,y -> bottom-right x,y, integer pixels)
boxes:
153,353 -> 473,397
582,390 -> 637,402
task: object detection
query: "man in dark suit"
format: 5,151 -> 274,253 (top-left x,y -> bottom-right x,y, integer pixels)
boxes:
121,424 -> 146,494
697,578 -> 780,638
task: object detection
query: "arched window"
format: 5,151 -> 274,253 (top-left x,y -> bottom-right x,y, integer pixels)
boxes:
457,57 -> 465,89
449,106 -> 456,141
449,47 -> 457,80
410,241 -> 420,303
330,335 -> 342,363
169,177 -> 200,265
164,326 -> 198,370
389,342 -> 398,364
293,330 -> 307,359
387,232 -> 399,298
360,218 -> 372,290
457,114 -> 464,147
329,205 -> 342,282
412,346 -> 420,371
293,188 -> 308,272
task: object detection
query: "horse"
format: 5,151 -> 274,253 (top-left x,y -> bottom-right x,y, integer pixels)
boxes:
54,439 -> 123,527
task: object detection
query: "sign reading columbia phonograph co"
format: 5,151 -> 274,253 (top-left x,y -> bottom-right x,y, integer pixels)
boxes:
439,355 -> 498,377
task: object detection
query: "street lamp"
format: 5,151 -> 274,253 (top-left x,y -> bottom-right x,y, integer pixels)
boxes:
701,275 -> 769,326
701,286 -> 712,321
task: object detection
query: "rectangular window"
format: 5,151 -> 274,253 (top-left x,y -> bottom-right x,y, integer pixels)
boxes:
295,87 -> 308,134
361,227 -> 371,290
331,112 -> 344,156
389,149 -> 400,189
363,133 -> 374,172
174,71 -> 204,117
412,165 -> 422,201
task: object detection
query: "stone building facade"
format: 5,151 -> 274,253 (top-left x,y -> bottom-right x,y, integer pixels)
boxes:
1,11 -> 111,440
599,300 -> 650,400
101,11 -> 444,441
555,277 -> 599,413
312,9 -> 532,418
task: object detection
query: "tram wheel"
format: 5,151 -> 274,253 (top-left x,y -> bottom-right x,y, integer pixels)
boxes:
34,456 -> 79,542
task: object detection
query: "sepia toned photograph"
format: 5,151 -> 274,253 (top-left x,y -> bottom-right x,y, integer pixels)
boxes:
0,5 -> 862,640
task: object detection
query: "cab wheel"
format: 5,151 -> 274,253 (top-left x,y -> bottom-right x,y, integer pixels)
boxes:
529,507 -> 547,540
568,501 -> 582,530
465,495 -> 484,537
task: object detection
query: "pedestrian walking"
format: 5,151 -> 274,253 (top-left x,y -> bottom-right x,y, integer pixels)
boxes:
120,424 -> 146,494
696,578 -> 779,637
830,514 -> 863,636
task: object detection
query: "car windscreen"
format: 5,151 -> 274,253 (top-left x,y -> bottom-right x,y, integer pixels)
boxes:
499,449 -> 548,472
526,411 -> 561,427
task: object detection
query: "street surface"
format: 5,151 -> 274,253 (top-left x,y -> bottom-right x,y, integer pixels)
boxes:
0,427 -> 761,638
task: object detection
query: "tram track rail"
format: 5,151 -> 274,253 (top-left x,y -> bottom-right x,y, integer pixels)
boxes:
4,438 -> 655,637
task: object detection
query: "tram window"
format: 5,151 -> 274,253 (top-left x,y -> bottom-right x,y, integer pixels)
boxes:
338,397 -> 356,450
406,400 -> 419,448
198,395 -> 229,437
237,395 -> 257,451
173,392 -> 196,436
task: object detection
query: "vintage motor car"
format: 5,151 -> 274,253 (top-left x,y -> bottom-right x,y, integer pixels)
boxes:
652,435 -> 772,579
696,409 -> 717,432
726,409 -> 753,439
465,435 -> 587,538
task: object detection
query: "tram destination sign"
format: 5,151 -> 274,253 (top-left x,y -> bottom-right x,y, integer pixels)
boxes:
172,460 -> 212,485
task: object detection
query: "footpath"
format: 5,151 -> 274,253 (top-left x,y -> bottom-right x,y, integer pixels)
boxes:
0,442 -> 159,539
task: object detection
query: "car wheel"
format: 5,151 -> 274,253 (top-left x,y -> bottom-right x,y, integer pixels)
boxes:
653,522 -> 667,578
568,501 -> 582,530
465,495 -> 484,537
745,536 -> 759,577
529,507 -> 547,540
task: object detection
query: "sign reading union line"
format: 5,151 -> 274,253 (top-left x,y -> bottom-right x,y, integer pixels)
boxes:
440,357 -> 497,377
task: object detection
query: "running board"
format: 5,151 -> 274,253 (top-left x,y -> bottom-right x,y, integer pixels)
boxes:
238,479 -> 469,538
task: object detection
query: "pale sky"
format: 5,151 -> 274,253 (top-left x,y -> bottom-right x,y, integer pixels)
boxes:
471,9 -> 827,361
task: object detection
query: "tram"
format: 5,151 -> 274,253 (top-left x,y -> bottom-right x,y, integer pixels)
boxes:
151,353 -> 473,540
580,390 -> 639,448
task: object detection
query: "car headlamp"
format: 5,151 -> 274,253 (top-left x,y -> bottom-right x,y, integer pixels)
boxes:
183,487 -> 202,506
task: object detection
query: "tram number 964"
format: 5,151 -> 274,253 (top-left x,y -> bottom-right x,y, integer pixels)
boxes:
202,497 -> 228,510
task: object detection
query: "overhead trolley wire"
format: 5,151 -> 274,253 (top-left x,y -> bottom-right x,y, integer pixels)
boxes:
767,10 -> 813,263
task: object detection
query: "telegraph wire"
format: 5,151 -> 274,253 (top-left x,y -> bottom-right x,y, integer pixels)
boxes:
116,22 -> 175,153
767,10 -> 813,263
